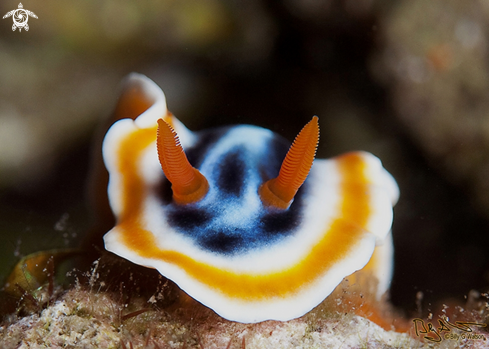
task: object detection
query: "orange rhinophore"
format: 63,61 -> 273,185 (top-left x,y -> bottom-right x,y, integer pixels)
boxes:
156,118 -> 209,205
259,116 -> 319,209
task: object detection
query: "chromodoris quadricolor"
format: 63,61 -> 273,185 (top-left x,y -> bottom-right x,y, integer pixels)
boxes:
103,73 -> 399,323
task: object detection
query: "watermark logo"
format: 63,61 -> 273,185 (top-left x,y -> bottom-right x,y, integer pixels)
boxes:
3,3 -> 38,32
413,317 -> 487,343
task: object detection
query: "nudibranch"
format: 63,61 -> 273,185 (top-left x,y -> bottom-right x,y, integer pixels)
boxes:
103,73 -> 399,323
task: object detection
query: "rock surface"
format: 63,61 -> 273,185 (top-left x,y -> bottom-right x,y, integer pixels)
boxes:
0,282 -> 425,349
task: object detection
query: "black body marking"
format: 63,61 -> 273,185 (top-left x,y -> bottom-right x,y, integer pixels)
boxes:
167,206 -> 213,229
217,149 -> 245,197
200,231 -> 245,254
186,127 -> 229,167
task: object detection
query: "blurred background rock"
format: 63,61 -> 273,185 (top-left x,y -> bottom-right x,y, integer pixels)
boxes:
1,0 -> 489,317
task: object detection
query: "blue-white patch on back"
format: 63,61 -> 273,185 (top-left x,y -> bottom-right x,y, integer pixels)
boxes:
161,125 -> 305,255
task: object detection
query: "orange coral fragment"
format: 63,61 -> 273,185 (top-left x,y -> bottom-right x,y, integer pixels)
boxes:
156,118 -> 209,204
259,116 -> 319,209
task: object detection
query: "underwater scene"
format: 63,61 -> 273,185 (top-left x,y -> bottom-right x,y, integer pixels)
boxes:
0,1 -> 488,348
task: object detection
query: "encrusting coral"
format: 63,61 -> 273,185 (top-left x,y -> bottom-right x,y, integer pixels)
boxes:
0,261 -> 423,349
